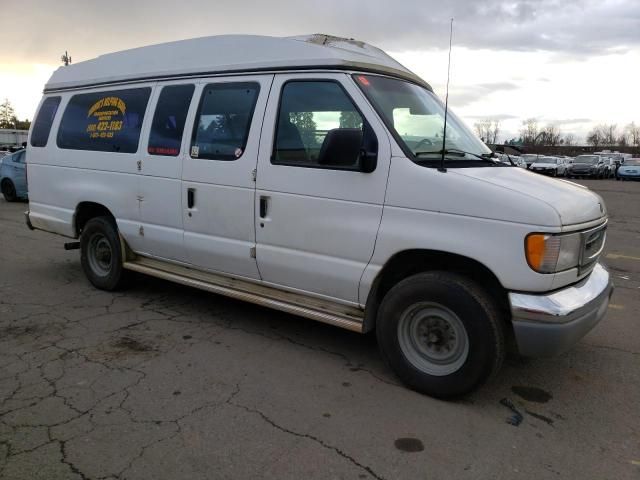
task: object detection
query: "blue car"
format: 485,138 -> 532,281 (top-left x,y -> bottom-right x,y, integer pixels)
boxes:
616,158 -> 640,181
0,149 -> 28,201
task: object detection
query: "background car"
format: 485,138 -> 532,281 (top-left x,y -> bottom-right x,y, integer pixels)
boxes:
530,156 -> 567,176
520,153 -> 540,169
513,156 -> 528,168
568,154 -> 604,178
493,153 -> 527,168
616,158 -> 640,181
0,149 -> 27,201
603,158 -> 617,178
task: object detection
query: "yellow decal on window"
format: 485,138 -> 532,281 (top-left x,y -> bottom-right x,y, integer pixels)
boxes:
86,96 -> 127,139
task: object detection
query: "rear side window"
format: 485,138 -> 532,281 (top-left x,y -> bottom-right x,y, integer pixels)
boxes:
31,97 -> 61,147
190,82 -> 259,160
148,84 -> 195,156
57,88 -> 151,153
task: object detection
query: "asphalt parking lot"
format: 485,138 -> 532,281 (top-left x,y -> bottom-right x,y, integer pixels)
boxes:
1,179 -> 638,480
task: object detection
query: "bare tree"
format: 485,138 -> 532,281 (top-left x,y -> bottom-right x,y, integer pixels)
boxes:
618,133 -> 628,147
539,124 -> 562,146
563,133 -> 576,146
625,122 -> 640,146
0,98 -> 16,129
603,124 -> 618,146
587,126 -> 604,148
474,119 -> 492,143
520,118 -> 539,145
490,120 -> 501,144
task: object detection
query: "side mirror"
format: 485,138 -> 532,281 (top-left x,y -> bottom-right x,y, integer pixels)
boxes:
358,148 -> 377,173
317,127 -> 378,173
359,123 -> 378,173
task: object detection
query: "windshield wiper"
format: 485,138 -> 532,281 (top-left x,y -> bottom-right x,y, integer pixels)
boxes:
414,148 -> 501,165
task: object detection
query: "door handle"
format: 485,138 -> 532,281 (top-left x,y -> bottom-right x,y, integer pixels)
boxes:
259,196 -> 268,218
187,188 -> 195,209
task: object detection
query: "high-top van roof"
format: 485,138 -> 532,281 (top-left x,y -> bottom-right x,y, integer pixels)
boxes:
45,34 -> 429,92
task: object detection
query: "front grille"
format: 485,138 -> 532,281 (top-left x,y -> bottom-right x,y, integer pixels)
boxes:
579,223 -> 607,274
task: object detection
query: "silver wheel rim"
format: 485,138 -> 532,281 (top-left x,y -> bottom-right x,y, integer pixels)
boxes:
87,233 -> 113,277
397,302 -> 469,376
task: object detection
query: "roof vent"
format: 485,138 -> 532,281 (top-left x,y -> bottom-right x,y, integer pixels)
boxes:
301,34 -> 366,48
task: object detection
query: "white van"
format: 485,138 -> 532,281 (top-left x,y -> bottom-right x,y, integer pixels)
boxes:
25,34 -> 613,398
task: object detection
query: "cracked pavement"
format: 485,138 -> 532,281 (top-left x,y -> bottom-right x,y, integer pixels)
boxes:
1,179 -> 639,479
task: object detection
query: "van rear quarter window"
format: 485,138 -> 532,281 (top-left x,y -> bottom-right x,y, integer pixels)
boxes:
148,84 -> 195,156
57,88 -> 151,153
31,96 -> 61,147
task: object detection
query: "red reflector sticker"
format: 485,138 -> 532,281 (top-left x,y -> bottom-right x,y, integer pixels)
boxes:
356,75 -> 370,86
148,146 -> 179,155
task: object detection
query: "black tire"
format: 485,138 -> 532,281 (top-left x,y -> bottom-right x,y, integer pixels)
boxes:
1,179 -> 17,202
616,176 -> 620,181
80,216 -> 128,291
376,271 -> 505,398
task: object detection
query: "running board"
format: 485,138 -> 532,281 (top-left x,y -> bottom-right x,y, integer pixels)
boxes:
123,257 -> 364,333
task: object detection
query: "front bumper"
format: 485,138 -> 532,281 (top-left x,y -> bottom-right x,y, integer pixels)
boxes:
570,170 -> 597,176
509,263 -> 613,356
618,172 -> 640,179
532,167 -> 556,174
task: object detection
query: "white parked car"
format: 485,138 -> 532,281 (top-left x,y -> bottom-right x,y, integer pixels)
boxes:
498,154 -> 527,168
530,156 -> 568,177
519,153 -> 541,169
25,34 -> 613,398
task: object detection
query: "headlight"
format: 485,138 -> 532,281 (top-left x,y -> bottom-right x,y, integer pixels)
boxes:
525,232 -> 582,273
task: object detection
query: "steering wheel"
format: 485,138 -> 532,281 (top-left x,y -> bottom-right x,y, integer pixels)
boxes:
413,138 -> 434,151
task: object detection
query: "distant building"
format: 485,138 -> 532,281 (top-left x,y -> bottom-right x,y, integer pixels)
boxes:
0,129 -> 28,148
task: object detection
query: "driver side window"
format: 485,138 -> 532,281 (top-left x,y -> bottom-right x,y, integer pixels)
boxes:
272,81 -> 367,170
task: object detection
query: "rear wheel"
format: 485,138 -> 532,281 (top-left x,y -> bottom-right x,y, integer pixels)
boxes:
80,216 -> 128,291
376,272 -> 505,398
1,179 -> 17,202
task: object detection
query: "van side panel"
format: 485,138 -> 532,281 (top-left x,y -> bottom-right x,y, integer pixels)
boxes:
27,84 -> 155,248
27,165 -> 139,240
136,81 -> 197,263
181,75 -> 274,280
254,73 -> 393,305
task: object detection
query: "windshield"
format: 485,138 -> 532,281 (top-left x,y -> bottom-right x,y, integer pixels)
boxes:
576,155 -> 599,164
624,159 -> 640,166
354,74 -> 491,161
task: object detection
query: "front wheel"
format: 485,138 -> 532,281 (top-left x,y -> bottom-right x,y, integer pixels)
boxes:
376,272 -> 505,398
80,216 -> 128,291
1,179 -> 17,202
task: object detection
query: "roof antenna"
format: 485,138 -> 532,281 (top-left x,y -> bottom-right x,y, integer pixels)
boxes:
439,18 -> 454,173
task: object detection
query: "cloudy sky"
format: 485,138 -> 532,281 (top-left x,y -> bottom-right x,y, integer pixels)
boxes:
2,0 -> 639,142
